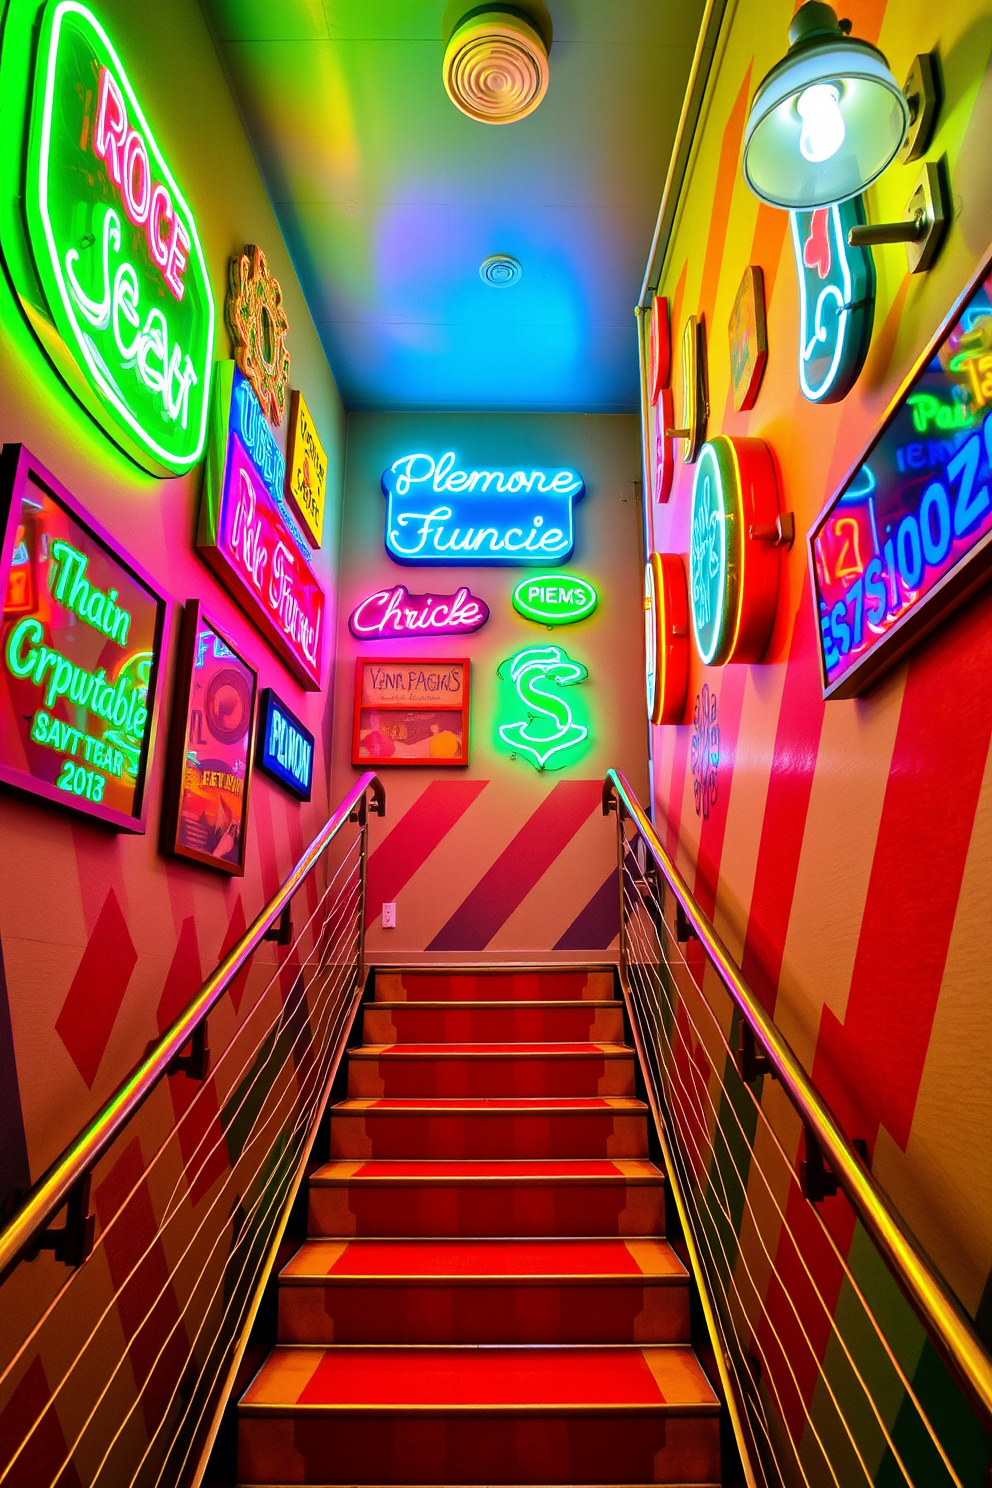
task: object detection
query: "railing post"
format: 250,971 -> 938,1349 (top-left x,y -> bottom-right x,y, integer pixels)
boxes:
355,792 -> 370,996
615,797 -> 628,990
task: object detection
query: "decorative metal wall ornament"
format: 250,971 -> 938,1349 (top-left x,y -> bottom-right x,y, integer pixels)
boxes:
225,244 -> 291,426
729,266 -> 768,412
691,683 -> 720,819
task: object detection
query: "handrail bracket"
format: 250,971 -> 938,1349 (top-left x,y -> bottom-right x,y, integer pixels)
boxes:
26,1173 -> 95,1269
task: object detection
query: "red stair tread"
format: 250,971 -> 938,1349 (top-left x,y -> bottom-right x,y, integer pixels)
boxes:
372,1001 -> 621,1009
281,1238 -> 687,1280
351,1043 -> 632,1057
241,1345 -> 719,1412
332,1097 -> 645,1112
311,1159 -> 662,1182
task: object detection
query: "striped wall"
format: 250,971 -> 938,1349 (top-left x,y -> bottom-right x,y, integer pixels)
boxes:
646,0 -> 992,1330
329,411 -> 649,963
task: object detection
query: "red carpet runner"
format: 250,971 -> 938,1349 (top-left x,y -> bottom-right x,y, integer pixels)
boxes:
238,967 -> 721,1485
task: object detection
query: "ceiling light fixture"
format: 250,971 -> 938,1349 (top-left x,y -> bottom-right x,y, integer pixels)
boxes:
443,8 -> 549,125
742,1 -> 917,209
480,254 -> 522,286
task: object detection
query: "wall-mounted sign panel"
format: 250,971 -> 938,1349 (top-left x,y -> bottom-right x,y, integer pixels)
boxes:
349,584 -> 489,640
729,267 -> 767,413
690,436 -> 781,666
199,363 -> 325,690
353,659 -> 470,766
0,444 -> 169,830
382,452 -> 585,565
645,553 -> 688,725
161,601 -> 257,874
23,1 -> 214,474
286,391 -> 327,548
810,258 -> 992,699
496,645 -> 590,771
790,199 -> 875,405
258,688 -> 313,801
511,573 -> 598,626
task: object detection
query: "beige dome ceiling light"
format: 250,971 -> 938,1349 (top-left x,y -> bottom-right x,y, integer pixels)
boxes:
443,8 -> 549,124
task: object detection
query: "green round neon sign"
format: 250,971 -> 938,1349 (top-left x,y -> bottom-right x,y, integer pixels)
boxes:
21,1 -> 215,474
511,573 -> 598,626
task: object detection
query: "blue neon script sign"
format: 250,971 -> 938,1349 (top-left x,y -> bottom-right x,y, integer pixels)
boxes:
381,452 -> 585,565
257,689 -> 314,800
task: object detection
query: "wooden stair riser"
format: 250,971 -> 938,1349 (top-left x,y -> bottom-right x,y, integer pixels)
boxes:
375,971 -> 616,1003
364,1005 -> 625,1043
277,1279 -> 691,1346
348,1053 -> 635,1099
329,1109 -> 649,1160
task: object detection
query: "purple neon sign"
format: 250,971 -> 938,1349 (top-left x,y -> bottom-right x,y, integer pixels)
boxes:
349,584 -> 490,640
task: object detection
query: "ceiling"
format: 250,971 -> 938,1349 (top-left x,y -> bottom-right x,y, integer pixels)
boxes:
201,0 -> 704,412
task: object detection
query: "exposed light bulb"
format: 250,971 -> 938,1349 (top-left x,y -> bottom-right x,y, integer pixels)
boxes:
797,83 -> 845,162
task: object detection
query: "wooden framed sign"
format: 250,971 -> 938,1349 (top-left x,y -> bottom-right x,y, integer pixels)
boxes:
352,658 -> 470,767
809,251 -> 992,699
161,600 -> 258,873
0,443 -> 169,831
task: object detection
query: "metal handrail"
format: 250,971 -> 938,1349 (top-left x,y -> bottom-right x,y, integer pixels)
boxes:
0,771 -> 384,1283
603,767 -> 992,1429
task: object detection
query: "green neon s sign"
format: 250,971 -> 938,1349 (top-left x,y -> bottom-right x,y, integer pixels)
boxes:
497,645 -> 590,770
22,2 -> 215,473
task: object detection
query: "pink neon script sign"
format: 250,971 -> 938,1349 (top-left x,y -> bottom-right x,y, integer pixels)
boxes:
349,585 -> 489,639
219,441 -> 324,686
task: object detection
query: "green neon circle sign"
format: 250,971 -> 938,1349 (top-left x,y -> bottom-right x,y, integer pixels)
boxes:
511,573 -> 598,626
22,2 -> 215,474
689,439 -> 738,666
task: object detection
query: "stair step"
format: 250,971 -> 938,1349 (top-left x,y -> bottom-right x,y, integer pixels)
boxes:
308,1159 -> 665,1238
329,1097 -> 649,1159
277,1238 -> 690,1344
347,1044 -> 635,1098
237,1344 -> 720,1484
375,969 -> 616,1003
364,1002 -> 625,1044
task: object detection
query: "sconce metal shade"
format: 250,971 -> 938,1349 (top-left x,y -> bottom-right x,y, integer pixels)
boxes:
743,2 -> 910,209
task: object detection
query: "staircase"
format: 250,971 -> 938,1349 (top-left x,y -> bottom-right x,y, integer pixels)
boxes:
237,966 -> 721,1486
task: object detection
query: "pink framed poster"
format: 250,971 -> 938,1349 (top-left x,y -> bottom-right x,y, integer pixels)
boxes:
352,658 -> 470,767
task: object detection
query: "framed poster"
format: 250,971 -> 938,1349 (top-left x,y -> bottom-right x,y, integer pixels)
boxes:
352,659 -> 470,767
161,600 -> 257,873
0,443 -> 169,831
809,248 -> 992,699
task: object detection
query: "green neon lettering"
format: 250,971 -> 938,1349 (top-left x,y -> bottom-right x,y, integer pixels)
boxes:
50,540 -> 131,645
6,617 -> 43,677
511,573 -> 599,626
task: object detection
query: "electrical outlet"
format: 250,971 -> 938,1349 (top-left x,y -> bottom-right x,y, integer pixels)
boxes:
381,902 -> 396,929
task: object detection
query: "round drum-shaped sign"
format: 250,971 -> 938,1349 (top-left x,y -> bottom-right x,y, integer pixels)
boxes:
689,435 -> 781,667
645,553 -> 688,724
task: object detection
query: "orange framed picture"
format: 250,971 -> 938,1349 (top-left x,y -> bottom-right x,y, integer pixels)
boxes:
352,658 -> 470,767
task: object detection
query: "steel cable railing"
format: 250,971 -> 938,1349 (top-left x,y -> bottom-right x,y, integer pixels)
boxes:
0,772 -> 384,1488
604,769 -> 992,1488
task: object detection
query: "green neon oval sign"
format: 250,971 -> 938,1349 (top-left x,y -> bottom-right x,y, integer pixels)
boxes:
511,573 -> 598,626
23,1 -> 215,474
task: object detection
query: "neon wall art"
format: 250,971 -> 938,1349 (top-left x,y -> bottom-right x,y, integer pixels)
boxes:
258,689 -> 314,801
199,362 -> 325,690
790,198 -> 875,404
497,645 -> 590,771
0,445 -> 169,830
511,574 -> 598,626
161,601 -> 257,874
226,244 -> 291,427
643,296 -> 675,505
21,1 -> 214,473
349,585 -> 489,640
382,452 -> 585,565
644,553 -> 688,725
689,435 -> 782,666
809,255 -> 992,699
353,660 -> 470,767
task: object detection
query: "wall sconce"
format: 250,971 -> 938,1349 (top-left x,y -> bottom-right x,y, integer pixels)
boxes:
742,3 -> 941,216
